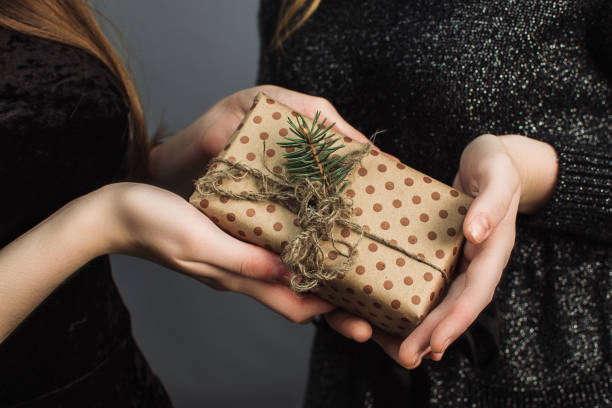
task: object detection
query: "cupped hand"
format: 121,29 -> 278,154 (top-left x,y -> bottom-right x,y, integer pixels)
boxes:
198,85 -> 372,158
150,85 -> 373,197
326,134 -> 522,368
145,85 -> 372,320
102,182 -> 334,324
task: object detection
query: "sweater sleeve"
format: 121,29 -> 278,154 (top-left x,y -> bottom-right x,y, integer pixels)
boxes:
521,6 -> 612,243
521,136 -> 612,243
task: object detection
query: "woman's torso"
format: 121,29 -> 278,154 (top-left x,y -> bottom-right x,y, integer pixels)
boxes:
0,27 -> 172,407
258,1 -> 612,406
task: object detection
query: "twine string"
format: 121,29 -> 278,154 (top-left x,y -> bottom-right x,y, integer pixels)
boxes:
194,146 -> 447,292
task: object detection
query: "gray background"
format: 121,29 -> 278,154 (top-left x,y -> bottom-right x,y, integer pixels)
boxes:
90,1 -> 316,407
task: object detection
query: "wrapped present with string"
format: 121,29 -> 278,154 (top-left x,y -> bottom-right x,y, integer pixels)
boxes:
189,93 -> 472,337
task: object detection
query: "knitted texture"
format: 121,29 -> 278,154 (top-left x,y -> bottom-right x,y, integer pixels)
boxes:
258,1 -> 612,407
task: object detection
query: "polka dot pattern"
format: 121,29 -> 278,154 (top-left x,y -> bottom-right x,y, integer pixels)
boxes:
189,93 -> 473,338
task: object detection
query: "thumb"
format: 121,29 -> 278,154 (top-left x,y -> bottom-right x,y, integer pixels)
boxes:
459,153 -> 520,244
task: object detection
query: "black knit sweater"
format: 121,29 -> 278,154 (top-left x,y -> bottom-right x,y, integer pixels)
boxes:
258,1 -> 612,407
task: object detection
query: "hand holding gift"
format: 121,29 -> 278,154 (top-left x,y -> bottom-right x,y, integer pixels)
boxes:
150,85 -> 371,198
163,86 -> 554,370
372,133 -> 557,368
357,135 -> 521,368
189,93 -> 474,346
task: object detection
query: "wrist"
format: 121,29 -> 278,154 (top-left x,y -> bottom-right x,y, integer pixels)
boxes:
0,185 -> 124,341
63,184 -> 127,257
149,121 -> 210,197
498,135 -> 559,214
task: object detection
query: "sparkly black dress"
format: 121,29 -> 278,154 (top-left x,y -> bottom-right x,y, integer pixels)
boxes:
258,1 -> 612,407
0,28 -> 173,407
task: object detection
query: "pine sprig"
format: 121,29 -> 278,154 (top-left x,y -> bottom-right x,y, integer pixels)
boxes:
277,111 -> 354,192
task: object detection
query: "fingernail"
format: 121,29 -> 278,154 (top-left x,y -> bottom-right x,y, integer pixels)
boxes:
433,338 -> 451,355
409,347 -> 430,368
430,351 -> 443,361
468,215 -> 489,242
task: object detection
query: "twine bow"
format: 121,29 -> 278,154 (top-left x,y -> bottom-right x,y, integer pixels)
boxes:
194,144 -> 449,292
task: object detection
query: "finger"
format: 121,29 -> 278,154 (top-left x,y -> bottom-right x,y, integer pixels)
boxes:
462,241 -> 477,263
325,310 -> 372,342
429,198 -> 518,354
452,172 -> 464,192
186,261 -> 335,323
256,85 -> 373,145
194,221 -> 290,282
372,329 -> 404,364
117,189 -> 286,284
397,272 -> 467,365
373,328 -> 432,369
462,154 -> 520,244
231,275 -> 335,323
152,195 -> 290,283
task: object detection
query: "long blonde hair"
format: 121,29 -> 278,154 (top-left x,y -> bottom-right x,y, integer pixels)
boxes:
0,0 -> 149,179
271,0 -> 321,49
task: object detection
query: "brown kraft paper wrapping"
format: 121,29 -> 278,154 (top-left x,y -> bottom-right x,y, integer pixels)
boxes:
189,92 -> 473,337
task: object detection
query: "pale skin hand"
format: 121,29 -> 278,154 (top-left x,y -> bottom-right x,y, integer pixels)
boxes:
149,86 -> 560,363
1,85 -> 373,343
0,182 -> 336,343
149,85 -> 373,198
148,88 -> 559,366
325,134 -> 559,367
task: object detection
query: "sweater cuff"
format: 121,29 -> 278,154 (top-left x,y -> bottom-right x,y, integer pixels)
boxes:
522,142 -> 612,242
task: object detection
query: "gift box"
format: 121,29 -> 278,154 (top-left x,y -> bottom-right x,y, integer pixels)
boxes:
189,93 -> 472,337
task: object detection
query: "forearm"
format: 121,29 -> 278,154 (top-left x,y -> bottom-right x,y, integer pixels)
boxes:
498,135 -> 559,214
0,189 -> 115,342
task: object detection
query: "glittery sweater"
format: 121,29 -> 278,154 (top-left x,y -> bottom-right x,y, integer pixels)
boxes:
258,1 -> 612,407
